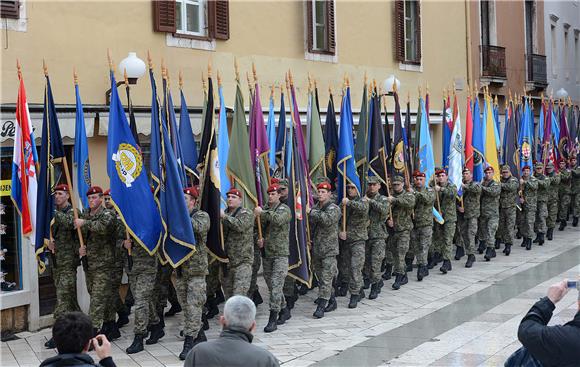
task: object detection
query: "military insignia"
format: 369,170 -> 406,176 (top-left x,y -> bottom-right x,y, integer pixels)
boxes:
453,132 -> 463,152
521,141 -> 531,161
394,142 -> 405,171
83,160 -> 91,186
112,143 -> 143,188
326,149 -> 336,171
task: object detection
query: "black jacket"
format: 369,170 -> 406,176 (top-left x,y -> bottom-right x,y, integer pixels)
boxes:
184,326 -> 279,367
517,296 -> 580,367
39,353 -> 116,367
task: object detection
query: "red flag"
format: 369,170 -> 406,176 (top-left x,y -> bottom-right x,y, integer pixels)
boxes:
464,96 -> 474,172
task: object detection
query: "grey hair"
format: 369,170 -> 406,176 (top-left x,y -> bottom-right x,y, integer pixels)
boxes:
223,295 -> 256,330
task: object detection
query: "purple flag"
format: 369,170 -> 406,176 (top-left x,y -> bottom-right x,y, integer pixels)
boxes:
558,105 -> 571,160
249,83 -> 270,205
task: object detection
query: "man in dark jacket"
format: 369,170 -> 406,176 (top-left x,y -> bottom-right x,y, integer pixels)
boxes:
185,295 -> 279,367
40,312 -> 116,367
517,279 -> 580,367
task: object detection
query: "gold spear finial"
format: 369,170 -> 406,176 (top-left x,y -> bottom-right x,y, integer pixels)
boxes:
345,75 -> 350,88
179,70 -> 184,89
418,85 -> 422,98
202,72 -> 207,93
217,70 -> 222,87
208,59 -> 212,78
288,70 -> 294,86
285,72 -> 290,91
270,84 -> 274,99
307,72 -> 312,92
234,57 -> 239,82
123,68 -> 129,86
328,84 -> 332,96
17,59 -> 22,79
147,50 -> 153,70
161,59 -> 167,80
43,59 -> 48,76
252,62 -> 257,83
106,49 -> 113,72
364,71 -> 368,86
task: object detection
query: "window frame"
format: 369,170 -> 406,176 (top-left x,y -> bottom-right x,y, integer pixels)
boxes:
395,0 -> 421,66
175,0 -> 208,39
306,0 -> 336,56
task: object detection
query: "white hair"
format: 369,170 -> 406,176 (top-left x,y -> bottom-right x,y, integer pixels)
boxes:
223,295 -> 256,330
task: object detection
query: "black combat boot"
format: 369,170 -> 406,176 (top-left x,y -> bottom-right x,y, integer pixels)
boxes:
516,229 -> 522,239
494,239 -> 501,249
546,228 -> 553,241
215,287 -> 225,304
179,336 -> 194,360
465,254 -> 475,268
381,263 -> 393,280
126,334 -> 145,354
359,288 -> 365,299
484,247 -> 493,261
325,294 -> 337,312
477,241 -> 486,254
417,265 -> 426,281
206,296 -> 219,319
440,259 -> 451,274
194,329 -> 207,344
252,289 -> 264,306
277,306 -> 291,325
264,310 -> 278,332
107,321 -> 121,340
427,254 -> 436,269
337,282 -> 348,297
392,274 -> 403,290
286,295 -> 296,310
573,216 -> 579,227
146,322 -> 165,345
525,237 -> 532,250
368,283 -> 380,299
504,244 -> 512,256
164,302 -> 182,317
44,337 -> 56,349
520,237 -> 527,247
116,310 -> 130,328
348,294 -> 359,309
313,298 -> 327,319
405,257 -> 414,272
559,219 -> 566,231
533,232 -> 540,243
537,233 -> 545,246
454,246 -> 465,260
298,283 -> 309,295
363,277 -> 371,289
202,311 -> 209,331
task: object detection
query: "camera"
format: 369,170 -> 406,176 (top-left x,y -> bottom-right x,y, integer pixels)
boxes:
567,280 -> 577,289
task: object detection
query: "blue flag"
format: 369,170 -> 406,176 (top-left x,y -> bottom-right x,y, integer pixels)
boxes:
73,84 -> 91,210
107,71 -> 162,255
178,90 -> 198,183
324,94 -> 339,187
266,93 -> 277,173
442,98 -> 452,170
218,84 -> 231,208
337,87 -> 361,201
275,92 -> 288,175
472,98 -> 484,182
518,100 -> 534,174
163,80 -> 187,187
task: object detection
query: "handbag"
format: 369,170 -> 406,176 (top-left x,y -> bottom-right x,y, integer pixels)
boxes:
504,346 -> 544,367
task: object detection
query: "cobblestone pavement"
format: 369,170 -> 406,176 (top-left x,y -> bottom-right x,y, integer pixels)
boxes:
2,225 -> 579,367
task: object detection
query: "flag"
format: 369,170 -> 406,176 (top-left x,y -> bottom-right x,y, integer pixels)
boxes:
163,79 -> 187,186
324,93 -> 339,188
179,89 -> 199,183
558,105 -> 571,159
464,96 -> 474,173
383,95 -> 393,174
442,97 -> 453,169
548,102 -> 560,165
518,99 -> 534,174
472,98 -> 485,182
11,71 -> 38,246
217,83 -> 231,208
367,90 -> 387,185
307,88 -> 325,184
109,71 -> 162,255
448,95 -> 464,195
504,101 -> 519,176
125,84 -> 140,149
484,95 -> 500,180
392,92 -> 408,176
275,91 -> 288,176
337,87 -> 361,201
403,98 -> 413,173
354,82 -> 369,170
73,83 -> 91,210
290,81 -> 310,180
537,101 -> 545,159
569,105 -> 578,155
249,83 -> 271,205
266,91 -> 277,173
413,95 -> 422,170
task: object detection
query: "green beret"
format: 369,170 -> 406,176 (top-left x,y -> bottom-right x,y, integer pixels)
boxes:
545,162 -> 554,168
501,165 -> 511,171
534,162 -> 544,169
392,175 -> 404,184
277,178 -> 289,187
314,176 -> 331,184
367,176 -> 380,184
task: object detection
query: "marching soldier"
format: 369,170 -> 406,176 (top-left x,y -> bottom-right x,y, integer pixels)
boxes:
386,176 -> 415,290
176,187 -> 210,360
365,176 -> 390,298
44,184 -> 81,349
480,167 -> 501,261
431,168 -> 457,274
533,162 -> 550,246
408,171 -> 435,280
255,184 -> 292,332
457,168 -> 481,268
339,182 -> 369,308
308,181 -> 341,319
558,159 -> 571,231
518,165 -> 538,250
221,188 -> 254,298
497,165 -> 519,256
545,162 -> 560,240
570,156 -> 580,227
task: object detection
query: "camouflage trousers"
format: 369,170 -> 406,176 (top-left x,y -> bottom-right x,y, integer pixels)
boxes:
206,258 -> 221,297
574,193 -> 580,217
176,275 -> 206,337
558,194 -> 570,221
433,221 -> 456,261
262,257 -> 288,312
546,199 -> 559,229
86,268 -> 113,329
155,264 -> 178,315
534,201 -> 548,234
342,241 -> 365,294
366,238 -> 386,283
128,271 -> 159,335
248,244 -> 262,296
53,268 -> 80,320
389,230 -> 411,275
312,254 -> 337,300
409,225 -> 432,265
222,262 -> 252,299
108,263 -> 125,321
458,216 -> 477,256
479,216 -> 499,248
283,276 -> 296,300
337,240 -> 349,286
518,204 -> 536,238
497,207 -> 517,244
453,222 -> 463,247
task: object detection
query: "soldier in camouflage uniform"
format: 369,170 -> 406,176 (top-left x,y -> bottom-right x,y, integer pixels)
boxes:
74,186 -> 115,336
339,183 -> 369,308
480,166 -> 501,261
221,188 -> 254,298
255,184 -> 292,333
176,187 -> 210,360
518,165 -> 538,250
44,184 -> 81,349
497,165 -> 519,256
544,162 -> 560,240
431,168 -> 457,274
386,175 -> 415,290
408,171 -> 435,281
457,168 -> 481,268
533,162 -> 550,246
308,181 -> 341,319
365,176 -> 390,297
570,156 -> 580,227
557,159 -> 571,231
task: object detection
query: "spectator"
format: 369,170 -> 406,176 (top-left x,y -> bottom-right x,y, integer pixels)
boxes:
184,295 -> 280,367
40,312 -> 116,367
516,279 -> 580,367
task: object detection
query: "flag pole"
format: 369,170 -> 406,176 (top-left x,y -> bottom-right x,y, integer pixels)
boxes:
380,95 -> 394,219
120,68 -> 134,270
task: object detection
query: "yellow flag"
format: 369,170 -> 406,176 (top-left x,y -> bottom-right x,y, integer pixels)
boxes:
484,95 -> 500,181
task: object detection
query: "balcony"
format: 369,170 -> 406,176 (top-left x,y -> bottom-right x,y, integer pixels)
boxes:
527,54 -> 548,88
480,45 -> 507,79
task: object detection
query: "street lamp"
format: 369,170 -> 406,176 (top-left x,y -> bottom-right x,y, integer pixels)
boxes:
105,52 -> 146,104
555,88 -> 568,100
382,74 -> 401,95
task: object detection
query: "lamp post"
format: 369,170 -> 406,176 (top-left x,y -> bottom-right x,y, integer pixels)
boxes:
382,74 -> 401,96
105,52 -> 146,104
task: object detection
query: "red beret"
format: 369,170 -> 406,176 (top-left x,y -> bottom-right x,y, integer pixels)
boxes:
271,178 -> 280,184
183,186 -> 199,198
227,188 -> 242,198
412,170 -> 425,178
86,186 -> 103,196
267,184 -> 279,193
54,184 -> 69,192
522,165 -> 531,170
317,182 -> 332,191
103,189 -> 111,196
435,168 -> 446,175
484,166 -> 494,173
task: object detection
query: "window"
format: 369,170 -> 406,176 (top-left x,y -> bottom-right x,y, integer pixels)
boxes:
395,0 -> 421,65
481,0 -> 491,46
563,25 -> 570,79
551,23 -> 557,76
306,0 -> 336,55
176,0 -> 206,37
524,0 -> 536,55
153,0 -> 229,40
575,31 -> 580,83
0,0 -> 19,19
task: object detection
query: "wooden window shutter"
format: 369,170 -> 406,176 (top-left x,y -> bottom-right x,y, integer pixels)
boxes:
306,0 -> 314,52
153,0 -> 176,33
394,0 -> 405,62
1,0 -> 20,19
208,0 -> 230,40
326,0 -> 336,54
415,1 -> 421,63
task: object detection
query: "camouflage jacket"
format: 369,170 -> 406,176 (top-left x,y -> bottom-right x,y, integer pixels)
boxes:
223,206 -> 254,266
261,202 -> 291,258
412,185 -> 435,228
125,240 -> 158,275
390,190 -> 415,232
522,176 -> 539,208
572,167 -> 580,194
309,201 -> 341,257
500,175 -> 519,209
534,174 -> 550,202
546,172 -> 561,201
179,208 -> 210,277
366,192 -> 390,239
431,182 -> 458,223
480,179 -> 501,217
80,206 -> 116,271
53,204 -> 80,270
559,169 -> 571,195
461,182 -> 481,219
341,197 -> 369,243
